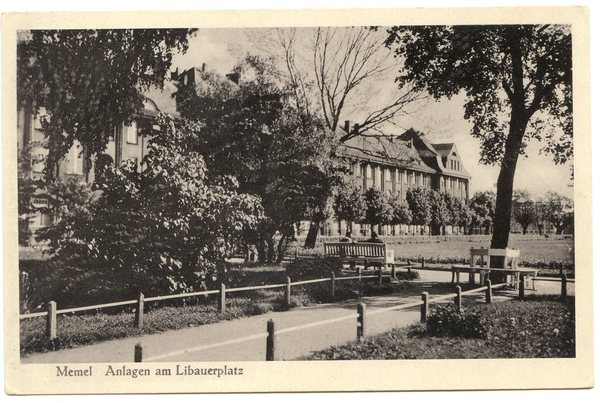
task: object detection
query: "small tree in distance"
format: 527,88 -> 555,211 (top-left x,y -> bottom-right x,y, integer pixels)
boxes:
512,189 -> 538,234
333,184 -> 367,235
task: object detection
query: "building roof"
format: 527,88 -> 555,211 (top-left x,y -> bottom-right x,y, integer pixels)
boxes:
339,134 -> 438,174
141,81 -> 179,117
339,127 -> 471,179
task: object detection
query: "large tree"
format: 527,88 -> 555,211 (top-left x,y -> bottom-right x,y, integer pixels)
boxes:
174,56 -> 343,262
386,25 -> 572,248
17,29 -> 197,180
273,27 -> 426,139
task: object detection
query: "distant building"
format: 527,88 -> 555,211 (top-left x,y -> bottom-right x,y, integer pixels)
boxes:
320,123 -> 471,237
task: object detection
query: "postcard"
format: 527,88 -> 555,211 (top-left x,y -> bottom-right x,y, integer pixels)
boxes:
3,6 -> 593,394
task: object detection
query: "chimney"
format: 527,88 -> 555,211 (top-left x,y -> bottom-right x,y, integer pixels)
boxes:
353,123 -> 359,134
202,63 -> 206,72
344,120 -> 350,133
171,67 -> 179,81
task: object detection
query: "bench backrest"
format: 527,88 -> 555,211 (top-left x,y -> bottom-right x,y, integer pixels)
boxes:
324,242 -> 394,264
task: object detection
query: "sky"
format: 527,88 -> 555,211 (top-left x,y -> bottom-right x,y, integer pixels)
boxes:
171,27 -> 575,200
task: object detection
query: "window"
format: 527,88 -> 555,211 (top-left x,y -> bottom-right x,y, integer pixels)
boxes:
125,121 -> 138,144
403,170 -> 408,184
32,197 -> 49,208
366,165 -> 372,179
66,143 -> 83,175
385,169 -> 391,182
411,172 -> 416,185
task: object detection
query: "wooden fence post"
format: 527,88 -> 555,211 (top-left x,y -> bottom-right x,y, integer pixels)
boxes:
455,286 -> 462,311
134,293 -> 144,328
219,283 -> 227,314
285,277 -> 292,308
561,274 -> 568,299
407,260 -> 412,276
519,275 -> 525,299
391,266 -> 396,280
421,257 -> 425,269
46,301 -> 57,340
378,270 -> 383,288
357,302 -> 366,341
266,319 -> 275,361
134,343 -> 143,362
330,271 -> 335,299
421,292 -> 429,323
486,279 -> 492,304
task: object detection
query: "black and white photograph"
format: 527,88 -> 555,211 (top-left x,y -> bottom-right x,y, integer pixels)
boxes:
3,4 -> 594,395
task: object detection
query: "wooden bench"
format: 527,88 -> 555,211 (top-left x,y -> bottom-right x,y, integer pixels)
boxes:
451,248 -> 537,289
324,242 -> 395,271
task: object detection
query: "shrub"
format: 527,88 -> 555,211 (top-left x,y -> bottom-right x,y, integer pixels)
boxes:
426,305 -> 487,339
285,257 -> 344,280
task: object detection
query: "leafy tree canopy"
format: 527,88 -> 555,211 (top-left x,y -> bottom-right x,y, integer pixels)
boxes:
174,55 -> 344,262
18,29 -> 197,180
386,25 -> 572,247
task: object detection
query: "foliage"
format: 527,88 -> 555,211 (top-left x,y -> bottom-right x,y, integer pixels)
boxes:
174,55 -> 344,262
405,188 -> 432,226
303,295 -> 575,360
541,191 -> 574,235
389,195 -> 412,226
386,25 -> 572,248
18,29 -> 197,180
285,257 -> 345,280
428,190 -> 451,234
469,191 -> 496,234
333,184 -> 367,232
512,189 -> 538,234
361,187 -> 395,228
35,115 -> 263,305
426,305 -> 487,339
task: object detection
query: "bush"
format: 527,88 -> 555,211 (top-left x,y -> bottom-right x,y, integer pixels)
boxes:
285,257 -> 344,280
426,304 -> 487,339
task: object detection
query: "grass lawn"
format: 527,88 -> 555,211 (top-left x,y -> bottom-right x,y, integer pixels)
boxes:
302,295 -> 575,360
382,237 -> 574,264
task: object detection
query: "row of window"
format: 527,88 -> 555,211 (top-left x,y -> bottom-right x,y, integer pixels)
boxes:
449,159 -> 460,171
354,162 -> 467,196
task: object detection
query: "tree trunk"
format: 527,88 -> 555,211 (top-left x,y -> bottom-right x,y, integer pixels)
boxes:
490,27 -> 530,250
256,238 -> 267,264
276,235 -> 289,264
304,221 -> 320,248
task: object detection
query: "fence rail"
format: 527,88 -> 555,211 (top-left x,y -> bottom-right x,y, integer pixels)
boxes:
21,268 -> 573,345
136,278 -> 530,362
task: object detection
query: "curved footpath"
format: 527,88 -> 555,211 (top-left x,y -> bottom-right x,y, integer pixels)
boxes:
20,270 -> 571,364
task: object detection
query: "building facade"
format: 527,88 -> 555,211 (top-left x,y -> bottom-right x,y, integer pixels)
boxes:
320,123 -> 471,237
